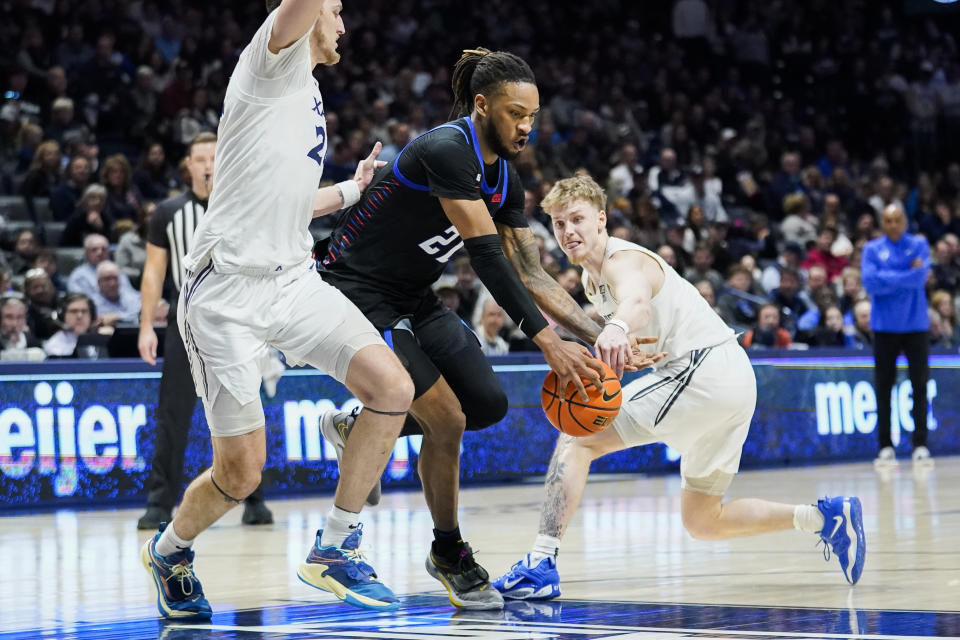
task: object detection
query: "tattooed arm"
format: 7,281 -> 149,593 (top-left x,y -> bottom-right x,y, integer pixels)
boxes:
497,223 -> 601,344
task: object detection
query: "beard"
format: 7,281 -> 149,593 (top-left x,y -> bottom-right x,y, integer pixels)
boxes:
312,28 -> 340,66
482,122 -> 520,161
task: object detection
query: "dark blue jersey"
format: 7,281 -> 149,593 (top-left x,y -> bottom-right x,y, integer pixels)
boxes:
320,117 -> 526,325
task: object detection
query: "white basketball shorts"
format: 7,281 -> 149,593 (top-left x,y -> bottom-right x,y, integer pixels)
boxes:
613,339 -> 757,494
178,258 -> 384,437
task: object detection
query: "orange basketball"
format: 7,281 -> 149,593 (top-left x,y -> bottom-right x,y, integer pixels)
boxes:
540,359 -> 622,436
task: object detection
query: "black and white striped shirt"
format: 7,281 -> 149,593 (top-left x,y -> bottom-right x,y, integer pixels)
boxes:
147,191 -> 207,291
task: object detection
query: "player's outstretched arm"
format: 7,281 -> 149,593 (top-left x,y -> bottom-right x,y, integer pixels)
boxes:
268,0 -> 325,54
440,197 -> 603,400
497,223 -> 601,344
312,142 -> 385,217
599,251 -> 666,377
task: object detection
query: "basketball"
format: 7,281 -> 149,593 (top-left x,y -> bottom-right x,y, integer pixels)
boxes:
540,360 -> 622,436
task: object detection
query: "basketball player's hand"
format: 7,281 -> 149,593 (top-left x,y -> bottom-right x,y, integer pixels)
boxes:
543,339 -> 604,402
353,141 -> 386,191
595,324 -> 632,379
622,336 -> 666,372
138,327 -> 158,365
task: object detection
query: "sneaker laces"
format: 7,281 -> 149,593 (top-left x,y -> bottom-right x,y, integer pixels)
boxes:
816,538 -> 832,562
166,561 -> 198,596
440,544 -> 489,588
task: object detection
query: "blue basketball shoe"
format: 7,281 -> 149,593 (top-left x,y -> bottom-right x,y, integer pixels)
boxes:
817,496 -> 866,585
491,554 -> 561,600
140,524 -> 212,620
297,525 -> 400,611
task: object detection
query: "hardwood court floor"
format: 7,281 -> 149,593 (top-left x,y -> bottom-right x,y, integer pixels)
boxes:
1,458 -> 958,639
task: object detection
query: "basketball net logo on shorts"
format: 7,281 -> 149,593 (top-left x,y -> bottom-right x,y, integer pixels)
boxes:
0,382 -> 148,495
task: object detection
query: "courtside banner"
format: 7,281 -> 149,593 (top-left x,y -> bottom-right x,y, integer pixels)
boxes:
1,354 -> 957,508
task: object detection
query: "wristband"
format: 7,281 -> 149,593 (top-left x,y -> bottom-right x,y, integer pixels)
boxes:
605,317 -> 630,334
336,180 -> 361,208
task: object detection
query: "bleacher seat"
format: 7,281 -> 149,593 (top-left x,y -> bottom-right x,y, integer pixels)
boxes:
55,247 -> 86,276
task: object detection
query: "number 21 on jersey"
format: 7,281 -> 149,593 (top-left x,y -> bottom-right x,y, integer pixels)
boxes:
419,225 -> 464,263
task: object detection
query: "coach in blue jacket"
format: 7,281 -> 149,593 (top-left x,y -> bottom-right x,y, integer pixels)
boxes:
861,204 -> 932,467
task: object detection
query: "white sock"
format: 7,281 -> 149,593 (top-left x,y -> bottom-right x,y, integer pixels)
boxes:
155,523 -> 194,557
528,534 -> 561,565
320,505 -> 360,547
793,504 -> 825,534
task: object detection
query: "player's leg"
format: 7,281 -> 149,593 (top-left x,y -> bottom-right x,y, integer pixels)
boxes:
141,387 -> 267,621
675,343 -> 865,584
277,274 -> 412,611
141,267 -> 268,620
493,426 -> 631,600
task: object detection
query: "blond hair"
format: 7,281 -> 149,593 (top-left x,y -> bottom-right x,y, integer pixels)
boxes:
540,174 -> 607,215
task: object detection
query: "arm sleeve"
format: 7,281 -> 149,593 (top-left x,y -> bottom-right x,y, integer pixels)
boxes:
491,166 -> 528,228
420,137 -> 483,201
463,234 -> 548,339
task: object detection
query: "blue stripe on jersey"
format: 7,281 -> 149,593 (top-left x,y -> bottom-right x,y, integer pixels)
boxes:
392,122 -> 470,191
463,116 -> 507,196
383,329 -> 394,350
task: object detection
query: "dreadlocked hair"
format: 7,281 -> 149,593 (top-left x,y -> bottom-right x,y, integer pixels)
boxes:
450,47 -> 536,118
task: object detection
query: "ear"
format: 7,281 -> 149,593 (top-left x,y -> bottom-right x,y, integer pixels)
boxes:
474,93 -> 487,118
597,209 -> 607,230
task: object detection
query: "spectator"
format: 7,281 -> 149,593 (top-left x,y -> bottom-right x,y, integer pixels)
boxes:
49,154 -> 92,221
22,268 -> 59,340
67,233 -> 123,298
931,239 -> 959,294
684,243 -> 723,292
742,303 -> 792,349
918,200 -> 960,243
694,279 -> 720,315
780,193 -> 818,248
19,139 -> 61,222
116,202 -> 155,288
810,305 -> 847,347
716,264 -> 759,329
862,204 -> 932,467
556,266 -> 587,306
769,268 -> 811,336
435,286 -> 461,313
802,226 -> 849,281
6,228 -> 40,275
475,298 -> 510,356
43,292 -> 96,357
0,297 -> 41,351
929,290 -> 960,348
847,299 -> 873,349
607,143 -> 643,200
681,204 -> 709,255
838,267 -> 864,316
765,151 -> 803,219
647,147 -> 687,223
657,244 -> 678,270
62,184 -> 114,247
90,260 -> 141,326
761,242 -> 805,293
33,248 -> 67,294
100,154 -> 143,222
132,142 -> 177,201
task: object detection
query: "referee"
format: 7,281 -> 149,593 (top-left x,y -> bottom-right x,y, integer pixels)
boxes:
136,132 -> 273,529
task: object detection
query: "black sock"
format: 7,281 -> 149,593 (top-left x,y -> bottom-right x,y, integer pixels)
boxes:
432,526 -> 463,561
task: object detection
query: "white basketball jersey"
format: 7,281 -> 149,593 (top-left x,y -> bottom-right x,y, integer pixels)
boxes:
184,10 -> 326,275
583,236 -> 735,365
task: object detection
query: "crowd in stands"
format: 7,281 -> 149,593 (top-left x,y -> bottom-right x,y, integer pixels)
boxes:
3,0 -> 960,358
